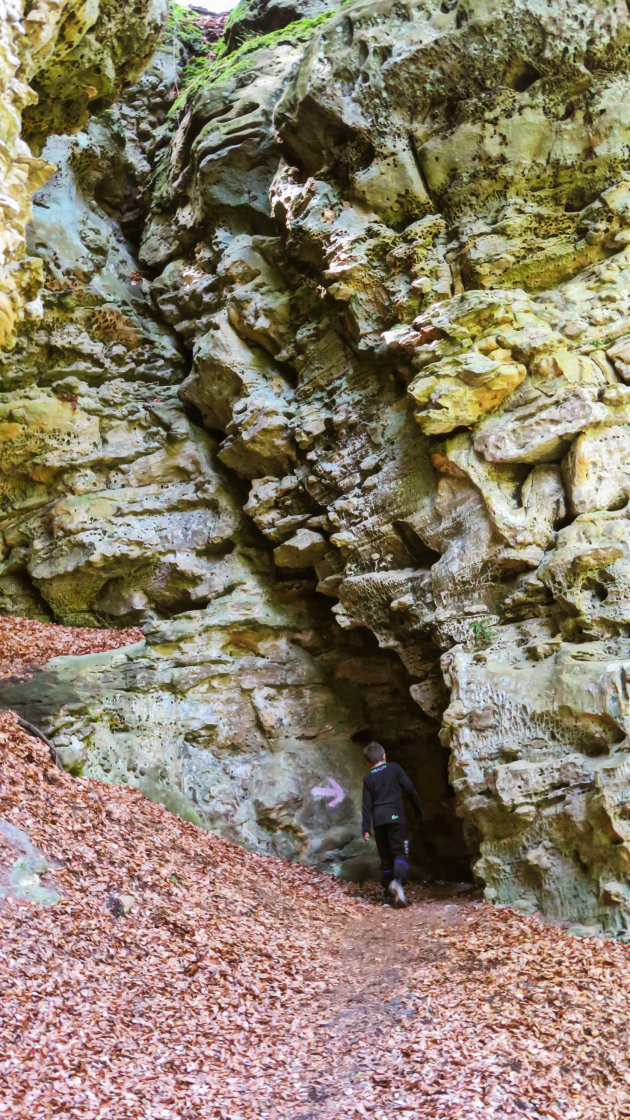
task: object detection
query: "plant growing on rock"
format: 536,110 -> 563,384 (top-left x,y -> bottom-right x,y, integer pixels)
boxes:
469,619 -> 494,646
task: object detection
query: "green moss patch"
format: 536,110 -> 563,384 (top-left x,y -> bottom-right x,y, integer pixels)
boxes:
171,11 -> 335,116
166,2 -> 207,54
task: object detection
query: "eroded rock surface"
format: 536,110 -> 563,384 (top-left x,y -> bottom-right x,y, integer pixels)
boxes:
0,587 -> 418,872
4,0 -> 630,922
0,0 -> 164,359
0,9 -> 460,881
118,0 -> 630,930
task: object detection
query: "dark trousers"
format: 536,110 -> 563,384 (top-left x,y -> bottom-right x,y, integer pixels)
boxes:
374,822 -> 409,890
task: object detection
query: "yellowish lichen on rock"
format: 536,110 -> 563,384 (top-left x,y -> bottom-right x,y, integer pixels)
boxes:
8,0 -> 630,914
0,0 -> 165,354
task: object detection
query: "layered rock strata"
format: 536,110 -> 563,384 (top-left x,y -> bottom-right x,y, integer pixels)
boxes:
0,9 -> 459,880
5,0 -> 630,926
2,588 -> 445,871
127,0 -> 630,931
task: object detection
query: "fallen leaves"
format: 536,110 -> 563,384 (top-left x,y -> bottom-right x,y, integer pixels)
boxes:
0,619 -> 627,1118
0,615 -> 143,682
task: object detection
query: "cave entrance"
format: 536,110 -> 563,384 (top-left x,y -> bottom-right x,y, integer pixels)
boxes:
337,626 -> 475,884
351,725 -> 474,884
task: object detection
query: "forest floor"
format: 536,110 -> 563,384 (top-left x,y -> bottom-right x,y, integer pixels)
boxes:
0,619 -> 629,1120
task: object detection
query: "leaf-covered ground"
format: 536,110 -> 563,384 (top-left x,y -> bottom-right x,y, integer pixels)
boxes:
0,615 -> 143,682
0,619 -> 629,1119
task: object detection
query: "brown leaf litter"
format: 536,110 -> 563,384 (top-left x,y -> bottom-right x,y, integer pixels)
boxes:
0,615 -> 143,682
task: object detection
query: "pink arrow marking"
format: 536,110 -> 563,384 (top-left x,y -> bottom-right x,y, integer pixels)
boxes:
311,777 -> 345,808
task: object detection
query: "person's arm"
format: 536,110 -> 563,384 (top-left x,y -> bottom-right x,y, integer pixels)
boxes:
362,778 -> 373,839
394,763 -> 423,818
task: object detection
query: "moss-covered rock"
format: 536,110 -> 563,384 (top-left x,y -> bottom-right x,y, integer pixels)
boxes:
22,0 -> 168,153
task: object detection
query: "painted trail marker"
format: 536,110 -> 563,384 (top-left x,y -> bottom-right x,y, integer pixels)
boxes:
311,777 -> 345,808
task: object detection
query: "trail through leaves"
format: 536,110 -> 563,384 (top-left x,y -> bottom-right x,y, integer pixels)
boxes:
0,618 -> 628,1118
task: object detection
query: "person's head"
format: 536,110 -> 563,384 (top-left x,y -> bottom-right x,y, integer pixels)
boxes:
364,741 -> 386,765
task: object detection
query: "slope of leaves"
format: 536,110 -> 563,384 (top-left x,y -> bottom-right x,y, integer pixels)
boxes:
0,615 -> 143,682
0,620 -> 628,1118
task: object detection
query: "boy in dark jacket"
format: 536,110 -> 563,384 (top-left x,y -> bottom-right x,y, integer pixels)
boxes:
362,741 -> 422,907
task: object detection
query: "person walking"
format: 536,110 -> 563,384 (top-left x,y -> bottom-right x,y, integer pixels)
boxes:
362,741 -> 422,907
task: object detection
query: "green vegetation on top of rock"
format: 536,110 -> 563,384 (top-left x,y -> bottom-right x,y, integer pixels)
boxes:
165,2 -> 207,53
170,11 -> 336,114
222,0 -> 251,40
220,0 -> 341,56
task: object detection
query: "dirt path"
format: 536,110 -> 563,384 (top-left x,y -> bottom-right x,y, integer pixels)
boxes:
290,898 -> 468,1120
252,886 -> 630,1120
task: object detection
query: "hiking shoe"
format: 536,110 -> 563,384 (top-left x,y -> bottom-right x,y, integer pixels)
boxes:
388,878 -> 406,907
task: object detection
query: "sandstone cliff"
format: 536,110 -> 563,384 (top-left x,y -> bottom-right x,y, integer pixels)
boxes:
2,0 -> 630,932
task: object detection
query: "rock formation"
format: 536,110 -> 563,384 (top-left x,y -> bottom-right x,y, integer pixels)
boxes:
0,0 -> 164,356
0,9 -> 453,881
3,0 -> 630,930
